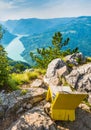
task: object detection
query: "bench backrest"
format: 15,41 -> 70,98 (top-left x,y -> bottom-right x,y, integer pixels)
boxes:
52,93 -> 87,109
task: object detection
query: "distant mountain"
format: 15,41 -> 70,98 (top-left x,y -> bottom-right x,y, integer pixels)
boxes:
3,20 -> 18,33
3,18 -> 74,35
2,16 -> 91,64
20,16 -> 91,63
2,30 -> 16,47
0,24 -> 16,47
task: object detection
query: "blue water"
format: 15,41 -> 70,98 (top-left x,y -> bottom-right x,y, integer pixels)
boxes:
5,35 -> 26,62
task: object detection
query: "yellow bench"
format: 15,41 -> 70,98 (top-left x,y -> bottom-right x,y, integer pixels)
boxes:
46,86 -> 87,121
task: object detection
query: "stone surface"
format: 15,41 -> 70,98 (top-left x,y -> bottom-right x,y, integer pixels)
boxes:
79,103 -> 90,111
31,79 -> 45,88
0,88 -> 46,119
44,58 -> 68,86
65,52 -> 86,66
6,102 -> 91,130
7,103 -> 56,130
1,94 -> 91,130
65,63 -> 91,103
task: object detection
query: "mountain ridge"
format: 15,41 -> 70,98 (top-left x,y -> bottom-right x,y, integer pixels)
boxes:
0,16 -> 91,64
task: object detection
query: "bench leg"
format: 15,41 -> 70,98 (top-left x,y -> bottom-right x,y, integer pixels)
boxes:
51,109 -> 75,121
46,88 -> 52,102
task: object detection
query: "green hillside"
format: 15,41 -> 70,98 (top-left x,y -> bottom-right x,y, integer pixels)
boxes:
19,16 -> 91,64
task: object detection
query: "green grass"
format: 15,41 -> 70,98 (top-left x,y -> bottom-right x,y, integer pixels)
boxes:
8,68 -> 46,90
11,71 -> 39,85
86,57 -> 91,63
7,77 -> 20,90
34,69 -> 46,75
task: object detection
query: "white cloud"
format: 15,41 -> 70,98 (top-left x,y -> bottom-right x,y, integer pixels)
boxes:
0,1 -> 14,9
0,0 -> 90,20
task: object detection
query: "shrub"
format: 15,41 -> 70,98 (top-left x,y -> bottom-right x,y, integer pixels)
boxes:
86,57 -> 91,62
34,69 -> 46,75
11,73 -> 30,85
26,72 -> 39,80
7,77 -> 20,90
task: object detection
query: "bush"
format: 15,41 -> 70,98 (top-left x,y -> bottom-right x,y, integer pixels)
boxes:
7,77 -> 20,90
33,69 -> 46,75
26,72 -> 39,80
11,73 -> 30,85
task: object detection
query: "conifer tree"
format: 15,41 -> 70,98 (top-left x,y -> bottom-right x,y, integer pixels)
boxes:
30,32 -> 78,68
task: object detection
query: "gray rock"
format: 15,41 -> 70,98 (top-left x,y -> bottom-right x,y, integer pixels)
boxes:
65,63 -> 91,103
26,103 -> 32,109
46,58 -> 65,77
16,107 -> 23,114
7,105 -> 56,130
6,102 -> 91,130
65,52 -> 86,66
31,79 -> 44,88
44,58 -> 68,86
0,88 -> 46,119
0,106 -> 4,119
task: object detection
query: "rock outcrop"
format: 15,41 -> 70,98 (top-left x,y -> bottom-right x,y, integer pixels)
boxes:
0,88 -> 46,123
44,58 -> 68,86
66,63 -> 91,103
1,56 -> 91,130
65,52 -> 86,66
7,101 -> 56,130
7,103 -> 91,130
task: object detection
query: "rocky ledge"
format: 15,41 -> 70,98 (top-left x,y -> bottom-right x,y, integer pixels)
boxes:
1,53 -> 91,130
0,88 -> 46,130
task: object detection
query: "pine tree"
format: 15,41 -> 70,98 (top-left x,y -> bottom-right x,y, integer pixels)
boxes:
30,32 -> 78,68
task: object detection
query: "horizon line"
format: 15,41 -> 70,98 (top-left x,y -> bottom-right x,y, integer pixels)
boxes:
1,15 -> 91,22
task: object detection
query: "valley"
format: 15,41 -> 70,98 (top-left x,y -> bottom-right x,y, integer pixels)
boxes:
0,16 -> 91,65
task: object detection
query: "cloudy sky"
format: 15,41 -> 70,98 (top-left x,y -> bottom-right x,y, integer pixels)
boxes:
0,0 -> 91,20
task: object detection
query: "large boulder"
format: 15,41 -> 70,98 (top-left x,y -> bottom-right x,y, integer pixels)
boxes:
0,88 -> 46,120
65,63 -> 91,103
44,58 -> 68,86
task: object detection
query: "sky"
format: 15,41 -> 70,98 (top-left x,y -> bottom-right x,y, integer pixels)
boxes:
0,0 -> 91,20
